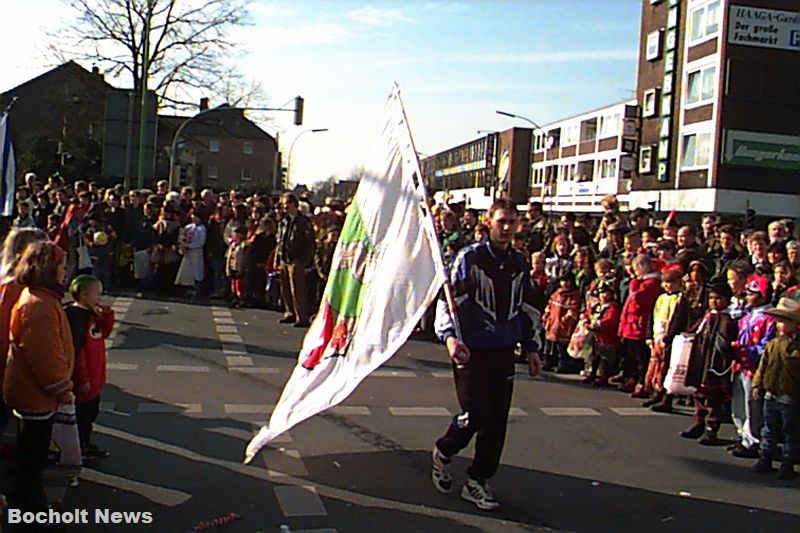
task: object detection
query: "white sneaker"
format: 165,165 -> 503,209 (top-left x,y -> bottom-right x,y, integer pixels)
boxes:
431,446 -> 453,493
461,478 -> 500,511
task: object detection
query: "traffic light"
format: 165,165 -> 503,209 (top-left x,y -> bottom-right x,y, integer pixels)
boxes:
745,208 -> 756,230
293,96 -> 304,126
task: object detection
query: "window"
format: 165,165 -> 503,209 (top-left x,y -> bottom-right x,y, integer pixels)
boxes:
686,65 -> 716,106
577,161 -> 594,182
681,132 -> 712,169
599,113 -> 621,138
562,124 -> 579,146
241,168 -> 252,182
639,146 -> 654,174
207,165 -> 219,180
243,141 -> 254,155
643,89 -> 658,118
596,158 -> 618,179
209,138 -> 220,152
580,119 -> 597,143
646,30 -> 662,61
689,1 -> 721,43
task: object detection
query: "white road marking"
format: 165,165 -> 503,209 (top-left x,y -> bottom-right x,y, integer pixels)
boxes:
509,407 -> 529,417
430,370 -> 453,378
225,404 -> 274,414
218,334 -> 244,343
330,406 -> 371,416
229,367 -> 280,375
372,370 -> 417,378
156,365 -> 210,373
274,485 -> 327,517
95,425 -> 540,533
221,344 -> 248,354
264,449 -> 309,477
226,355 -> 253,367
81,468 -> 191,506
540,407 -> 601,416
214,317 -> 236,324
107,363 -> 138,371
389,407 -> 452,416
610,407 -> 667,416
216,325 -> 239,333
138,403 -> 202,414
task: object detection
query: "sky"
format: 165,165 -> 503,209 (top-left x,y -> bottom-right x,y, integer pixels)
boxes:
1,0 -> 642,186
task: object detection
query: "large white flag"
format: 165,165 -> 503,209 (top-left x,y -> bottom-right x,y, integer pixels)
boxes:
245,85 -> 446,463
0,112 -> 15,217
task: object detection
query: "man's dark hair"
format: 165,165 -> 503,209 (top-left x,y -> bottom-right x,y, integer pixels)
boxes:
561,212 -> 576,224
465,208 -> 480,219
631,207 -> 649,221
527,201 -> 543,211
486,198 -> 517,219
281,193 -> 300,207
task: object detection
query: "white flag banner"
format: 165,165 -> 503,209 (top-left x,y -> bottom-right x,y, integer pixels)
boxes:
0,112 -> 15,217
245,85 -> 446,463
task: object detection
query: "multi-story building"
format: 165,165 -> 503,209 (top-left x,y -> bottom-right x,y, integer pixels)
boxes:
530,99 -> 639,213
422,127 -> 532,210
156,102 -> 279,191
630,0 -> 800,217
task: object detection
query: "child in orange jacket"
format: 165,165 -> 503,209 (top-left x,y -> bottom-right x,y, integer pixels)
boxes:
65,275 -> 115,460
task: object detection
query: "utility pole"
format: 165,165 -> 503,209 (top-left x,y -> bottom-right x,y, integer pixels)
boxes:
137,1 -> 153,189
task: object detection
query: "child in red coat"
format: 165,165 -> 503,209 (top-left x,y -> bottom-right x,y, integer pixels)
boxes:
618,254 -> 663,394
587,281 -> 621,387
65,274 -> 115,460
543,272 -> 582,373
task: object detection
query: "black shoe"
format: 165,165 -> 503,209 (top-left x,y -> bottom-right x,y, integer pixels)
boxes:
293,321 -> 311,328
731,445 -> 760,459
641,396 -> 660,408
753,456 -> 775,474
650,401 -> 673,413
84,444 -> 110,459
680,425 -> 705,439
279,316 -> 297,324
725,442 -> 742,452
698,431 -> 720,446
778,462 -> 795,480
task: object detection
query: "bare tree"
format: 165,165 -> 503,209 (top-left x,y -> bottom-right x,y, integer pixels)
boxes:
47,0 -> 262,110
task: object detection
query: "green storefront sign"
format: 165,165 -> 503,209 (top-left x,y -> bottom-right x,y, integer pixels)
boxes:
724,130 -> 800,171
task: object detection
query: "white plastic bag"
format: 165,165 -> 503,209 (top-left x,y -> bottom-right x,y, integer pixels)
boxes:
664,333 -> 697,396
51,403 -> 82,470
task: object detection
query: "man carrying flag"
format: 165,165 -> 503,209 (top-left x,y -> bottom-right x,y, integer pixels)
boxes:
432,197 -> 544,511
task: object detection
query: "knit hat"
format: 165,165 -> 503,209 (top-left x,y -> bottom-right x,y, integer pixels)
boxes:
708,279 -> 733,300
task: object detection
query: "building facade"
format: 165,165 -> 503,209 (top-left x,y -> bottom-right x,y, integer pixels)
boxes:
422,127 -> 531,210
530,99 -> 639,213
157,105 -> 279,191
630,0 -> 800,217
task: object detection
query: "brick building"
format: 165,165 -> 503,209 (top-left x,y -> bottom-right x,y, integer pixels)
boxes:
0,61 -> 112,179
157,104 -> 279,191
629,0 -> 800,217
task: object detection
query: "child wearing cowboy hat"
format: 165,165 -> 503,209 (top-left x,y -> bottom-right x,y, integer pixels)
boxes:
752,298 -> 800,480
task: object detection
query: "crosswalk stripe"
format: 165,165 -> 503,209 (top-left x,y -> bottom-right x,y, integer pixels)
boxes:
509,407 -> 529,417
221,344 -> 248,354
218,333 -> 244,343
81,468 -> 191,506
138,403 -> 202,414
541,407 -> 601,416
330,406 -> 371,416
372,370 -> 417,378
225,404 -> 273,414
610,407 -> 667,416
213,317 -> 236,324
156,365 -> 210,373
389,407 -> 452,416
264,449 -> 309,477
216,325 -> 239,333
229,367 -> 280,374
108,363 -> 138,371
273,486 -> 327,517
430,370 -> 453,378
226,355 -> 253,367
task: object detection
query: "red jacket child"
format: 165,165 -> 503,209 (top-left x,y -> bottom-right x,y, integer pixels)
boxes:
618,272 -> 662,341
593,302 -> 622,347
544,286 -> 582,345
65,304 -> 115,403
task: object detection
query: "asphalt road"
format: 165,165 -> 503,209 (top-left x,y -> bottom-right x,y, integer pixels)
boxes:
12,294 -> 798,532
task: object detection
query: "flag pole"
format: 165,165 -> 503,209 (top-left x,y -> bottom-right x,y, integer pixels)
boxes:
391,84 -> 463,343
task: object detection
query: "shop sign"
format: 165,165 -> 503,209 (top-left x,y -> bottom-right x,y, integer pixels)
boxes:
723,130 -> 800,170
729,5 -> 800,52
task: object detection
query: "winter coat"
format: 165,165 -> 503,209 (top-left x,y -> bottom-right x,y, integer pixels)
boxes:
685,310 -> 738,389
65,304 -> 115,403
618,273 -> 662,341
734,306 -> 776,377
0,281 -> 24,389
753,335 -> 800,400
4,287 -> 74,416
591,301 -> 621,347
544,288 -> 582,344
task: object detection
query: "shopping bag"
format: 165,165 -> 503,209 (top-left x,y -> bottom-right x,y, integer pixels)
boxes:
174,256 -> 194,287
567,318 -> 594,360
664,333 -> 697,396
51,403 -> 82,470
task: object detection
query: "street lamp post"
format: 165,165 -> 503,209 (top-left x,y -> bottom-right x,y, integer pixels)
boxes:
496,110 -> 550,203
286,128 -> 328,189
168,105 -> 233,191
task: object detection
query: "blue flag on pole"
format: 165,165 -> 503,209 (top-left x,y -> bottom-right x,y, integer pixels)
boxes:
0,112 -> 15,217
